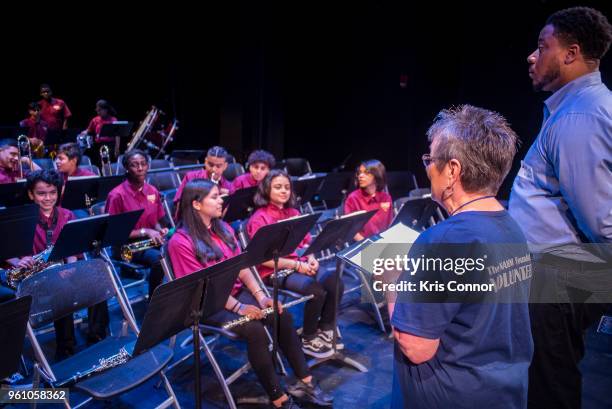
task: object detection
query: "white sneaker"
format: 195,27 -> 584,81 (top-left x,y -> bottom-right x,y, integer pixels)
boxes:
317,329 -> 344,350
302,337 -> 334,358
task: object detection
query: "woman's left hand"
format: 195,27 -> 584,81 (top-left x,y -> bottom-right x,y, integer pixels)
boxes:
259,296 -> 283,314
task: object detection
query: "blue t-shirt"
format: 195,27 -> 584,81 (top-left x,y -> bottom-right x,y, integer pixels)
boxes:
391,210 -> 533,409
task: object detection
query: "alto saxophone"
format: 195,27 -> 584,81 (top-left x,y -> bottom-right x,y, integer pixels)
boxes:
6,247 -> 55,289
222,294 -> 314,330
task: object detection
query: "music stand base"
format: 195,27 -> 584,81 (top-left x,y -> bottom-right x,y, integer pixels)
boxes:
308,351 -> 368,373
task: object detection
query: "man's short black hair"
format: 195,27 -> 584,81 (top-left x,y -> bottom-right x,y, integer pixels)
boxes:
547,7 -> 612,61
247,149 -> 276,168
40,83 -> 51,91
207,146 -> 228,160
0,138 -> 17,149
58,142 -> 83,166
28,102 -> 41,111
122,149 -> 149,169
26,169 -> 63,193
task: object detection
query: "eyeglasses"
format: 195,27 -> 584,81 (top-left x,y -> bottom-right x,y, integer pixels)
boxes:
421,154 -> 444,168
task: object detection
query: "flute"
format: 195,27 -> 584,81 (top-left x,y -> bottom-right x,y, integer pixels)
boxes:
222,294 -> 314,330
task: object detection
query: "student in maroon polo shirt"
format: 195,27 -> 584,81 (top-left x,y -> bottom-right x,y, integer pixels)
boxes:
174,146 -> 232,204
231,149 -> 275,193
19,102 -> 48,150
0,138 -> 41,184
343,159 -> 393,241
81,99 -> 119,158
55,142 -> 96,182
105,149 -> 168,298
38,84 -> 72,131
168,179 -> 332,409
5,170 -> 82,358
247,169 -> 344,359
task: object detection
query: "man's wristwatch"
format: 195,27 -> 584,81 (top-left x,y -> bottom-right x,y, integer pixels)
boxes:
140,228 -> 146,237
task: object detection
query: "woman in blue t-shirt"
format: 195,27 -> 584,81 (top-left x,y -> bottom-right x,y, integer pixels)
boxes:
390,105 -> 533,409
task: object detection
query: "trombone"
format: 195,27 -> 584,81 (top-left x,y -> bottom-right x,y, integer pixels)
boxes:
17,134 -> 33,179
100,145 -> 112,176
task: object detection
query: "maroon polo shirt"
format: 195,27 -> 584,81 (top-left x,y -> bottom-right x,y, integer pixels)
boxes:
230,173 -> 259,193
39,98 -> 72,130
62,167 -> 96,183
167,225 -> 243,295
105,180 -> 165,230
0,166 -> 20,184
19,118 -> 49,141
246,204 -> 311,280
86,116 -> 118,143
174,169 -> 233,204
343,189 -> 393,238
33,207 -> 75,254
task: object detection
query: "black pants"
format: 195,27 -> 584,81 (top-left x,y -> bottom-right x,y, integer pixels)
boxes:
130,248 -> 164,299
528,254 -> 610,409
269,266 -> 344,339
0,284 -> 15,303
205,290 -> 310,401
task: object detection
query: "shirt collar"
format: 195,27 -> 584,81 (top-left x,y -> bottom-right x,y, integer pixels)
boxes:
266,203 -> 292,219
359,188 -> 380,203
544,71 -> 602,115
124,180 -> 147,197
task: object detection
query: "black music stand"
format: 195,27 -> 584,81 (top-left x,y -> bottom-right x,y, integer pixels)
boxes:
170,150 -> 205,165
61,175 -> 124,211
244,212 -> 320,370
301,210 -> 377,372
292,174 -> 325,207
0,181 -> 28,207
0,296 -> 32,380
318,172 -> 354,208
392,197 -> 445,230
136,252 -> 251,409
0,205 -> 38,261
222,185 -> 258,223
98,122 -> 134,139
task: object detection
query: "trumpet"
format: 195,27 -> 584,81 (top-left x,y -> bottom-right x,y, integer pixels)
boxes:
6,247 -> 55,289
221,294 -> 314,330
100,145 -> 112,176
17,134 -> 33,179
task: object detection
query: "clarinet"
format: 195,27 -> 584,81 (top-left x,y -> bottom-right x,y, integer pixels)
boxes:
271,268 -> 294,280
55,347 -> 132,387
222,294 -> 314,330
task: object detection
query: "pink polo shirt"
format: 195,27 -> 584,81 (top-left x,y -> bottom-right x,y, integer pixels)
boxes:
230,173 -> 259,193
343,189 -> 393,238
167,225 -> 243,295
39,97 -> 72,131
33,207 -> 75,254
105,180 -> 165,230
0,166 -> 20,184
246,204 -> 311,280
174,169 -> 233,204
62,167 -> 96,183
86,116 -> 118,143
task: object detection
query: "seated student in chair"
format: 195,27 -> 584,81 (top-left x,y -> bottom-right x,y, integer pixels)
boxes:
247,169 -> 344,359
5,169 -> 106,357
55,142 -> 96,182
174,146 -> 233,204
105,149 -> 169,299
230,149 -> 275,193
343,159 -> 393,241
167,179 -> 332,409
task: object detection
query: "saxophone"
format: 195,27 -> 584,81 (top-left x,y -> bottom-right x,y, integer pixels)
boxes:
6,247 -> 54,289
221,294 -> 314,330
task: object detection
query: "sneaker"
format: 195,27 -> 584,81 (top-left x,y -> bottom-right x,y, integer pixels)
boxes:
287,378 -> 334,407
317,329 -> 344,350
301,337 -> 334,359
274,396 -> 303,409
1,372 -> 24,385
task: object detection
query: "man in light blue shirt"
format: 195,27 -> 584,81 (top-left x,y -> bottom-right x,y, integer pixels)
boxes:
508,7 -> 612,409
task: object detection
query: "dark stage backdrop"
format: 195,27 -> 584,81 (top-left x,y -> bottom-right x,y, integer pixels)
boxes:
0,1 -> 610,198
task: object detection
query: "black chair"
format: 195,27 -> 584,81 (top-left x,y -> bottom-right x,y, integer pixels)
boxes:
79,165 -> 101,176
18,259 -> 179,408
279,158 -> 313,177
81,155 -> 92,166
170,150 -> 205,166
150,159 -> 172,170
33,158 -> 56,171
110,162 -> 125,176
223,163 -> 245,182
147,170 -> 181,193
0,296 -> 32,381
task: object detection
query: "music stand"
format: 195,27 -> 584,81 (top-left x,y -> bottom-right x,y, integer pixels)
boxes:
301,209 -> 377,372
0,204 -> 38,260
61,175 -> 124,211
244,212 -> 320,370
392,197 -> 445,230
99,122 -> 134,139
136,252 -> 251,409
170,150 -> 205,165
317,172 -> 354,208
0,296 -> 32,380
291,175 -> 325,207
0,181 -> 28,207
222,185 -> 258,223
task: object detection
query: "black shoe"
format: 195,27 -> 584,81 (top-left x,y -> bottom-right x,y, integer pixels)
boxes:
287,379 -> 333,407
274,396 -> 303,409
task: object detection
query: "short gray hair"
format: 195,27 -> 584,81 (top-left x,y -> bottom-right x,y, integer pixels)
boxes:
427,105 -> 520,194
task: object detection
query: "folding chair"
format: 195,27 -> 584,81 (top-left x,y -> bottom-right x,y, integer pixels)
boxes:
223,163 -> 245,182
147,170 -> 181,193
18,259 -> 179,408
279,158 -> 313,177
159,248 -> 285,409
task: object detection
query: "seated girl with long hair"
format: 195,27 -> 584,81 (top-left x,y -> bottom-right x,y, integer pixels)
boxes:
167,179 -> 332,409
